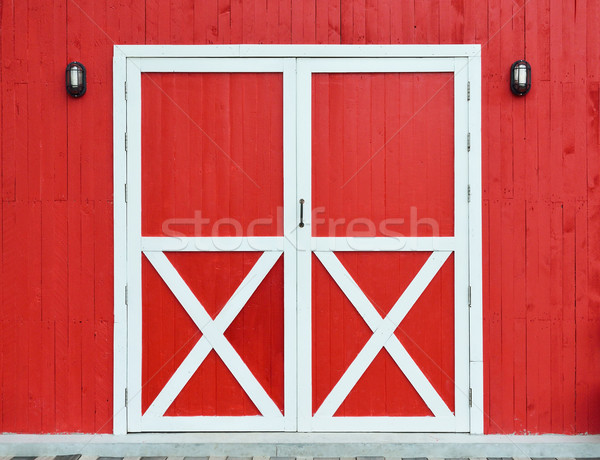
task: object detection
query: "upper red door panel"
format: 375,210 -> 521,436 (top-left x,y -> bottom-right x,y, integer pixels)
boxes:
141,72 -> 284,237
311,73 -> 454,237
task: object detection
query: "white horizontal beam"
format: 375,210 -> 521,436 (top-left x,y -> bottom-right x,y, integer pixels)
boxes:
138,57 -> 285,72
140,415 -> 287,432
141,237 -> 284,252
310,416 -> 457,432
311,237 -> 455,252
304,58 -> 454,73
115,44 -> 481,59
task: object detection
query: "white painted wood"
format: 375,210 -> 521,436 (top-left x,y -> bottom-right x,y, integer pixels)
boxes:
282,58 -> 298,431
305,57 -> 454,73
315,252 -> 453,419
141,237 -> 284,252
115,44 -> 481,58
311,237 -> 456,252
295,58 -> 313,432
112,49 -> 128,435
140,416 -> 289,432
310,416 -> 458,432
143,251 -> 283,419
125,57 -> 143,433
139,57 -> 285,73
470,361 -> 484,434
453,57 -> 472,433
467,55 -> 484,435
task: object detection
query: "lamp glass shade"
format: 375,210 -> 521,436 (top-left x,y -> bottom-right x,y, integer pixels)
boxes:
510,60 -> 531,95
66,62 -> 86,97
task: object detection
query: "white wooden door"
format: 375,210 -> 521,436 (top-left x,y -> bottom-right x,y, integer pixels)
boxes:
296,58 -> 471,432
113,46 -> 482,434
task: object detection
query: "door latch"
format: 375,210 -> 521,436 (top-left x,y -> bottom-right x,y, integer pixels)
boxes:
299,199 -> 305,228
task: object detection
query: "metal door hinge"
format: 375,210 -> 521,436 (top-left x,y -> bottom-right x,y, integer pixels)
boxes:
467,132 -> 471,152
124,81 -> 128,100
125,388 -> 128,406
125,132 -> 128,152
124,183 -> 128,203
125,285 -> 128,305
469,388 -> 473,407
468,285 -> 472,307
467,81 -> 471,101
467,185 -> 471,203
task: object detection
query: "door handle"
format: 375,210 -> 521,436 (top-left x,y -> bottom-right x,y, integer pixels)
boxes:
299,199 -> 305,228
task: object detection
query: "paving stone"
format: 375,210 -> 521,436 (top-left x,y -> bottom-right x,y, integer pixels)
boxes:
56,455 -> 82,460
11,457 -> 37,460
184,457 -> 209,460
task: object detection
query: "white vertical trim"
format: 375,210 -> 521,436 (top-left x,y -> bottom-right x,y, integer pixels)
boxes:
282,58 -> 298,431
467,53 -> 484,434
470,360 -> 484,434
112,47 -> 128,436
295,58 -> 313,432
453,57 -> 471,432
125,57 -> 143,433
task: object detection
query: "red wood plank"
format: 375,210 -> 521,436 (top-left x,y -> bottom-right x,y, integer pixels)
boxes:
66,320 -> 83,430
40,320 -> 56,432
352,0 -> 366,44
1,83 -> 16,201
41,201 -> 68,323
142,73 -> 283,238
27,320 -> 43,432
2,319 -> 28,431
500,200 -> 515,432
413,0 -> 439,43
94,200 -> 113,323
94,318 -> 112,432
312,73 -> 454,237
80,318 -> 96,433
53,317 -> 69,432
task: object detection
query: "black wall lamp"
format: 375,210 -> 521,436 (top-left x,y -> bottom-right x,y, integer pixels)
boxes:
66,62 -> 86,97
510,60 -> 531,96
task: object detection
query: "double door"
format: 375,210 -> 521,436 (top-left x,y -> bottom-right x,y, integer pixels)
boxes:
117,50 -> 479,433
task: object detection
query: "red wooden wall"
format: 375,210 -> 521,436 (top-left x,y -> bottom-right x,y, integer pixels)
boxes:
1,0 -> 599,434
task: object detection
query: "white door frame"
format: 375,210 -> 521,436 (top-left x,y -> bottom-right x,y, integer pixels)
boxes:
297,56 -> 471,433
113,44 -> 482,435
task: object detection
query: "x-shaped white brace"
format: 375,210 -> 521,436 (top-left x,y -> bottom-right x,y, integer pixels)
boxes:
313,251 -> 454,418
143,250 -> 283,418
